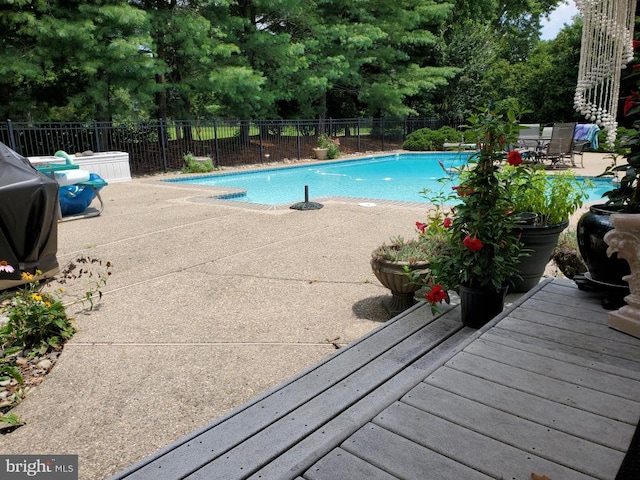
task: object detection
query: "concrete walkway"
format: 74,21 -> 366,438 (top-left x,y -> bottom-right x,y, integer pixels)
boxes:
0,152 -> 612,479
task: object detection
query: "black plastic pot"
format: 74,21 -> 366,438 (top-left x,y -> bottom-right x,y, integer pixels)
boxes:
577,205 -> 630,287
512,220 -> 569,293
459,284 -> 508,328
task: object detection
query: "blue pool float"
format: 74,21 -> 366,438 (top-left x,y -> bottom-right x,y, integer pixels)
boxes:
59,173 -> 105,216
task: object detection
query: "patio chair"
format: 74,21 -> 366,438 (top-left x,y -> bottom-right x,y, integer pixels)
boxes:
538,122 -> 576,168
514,123 -> 541,160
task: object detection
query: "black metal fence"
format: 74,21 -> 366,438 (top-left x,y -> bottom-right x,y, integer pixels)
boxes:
0,117 -> 453,176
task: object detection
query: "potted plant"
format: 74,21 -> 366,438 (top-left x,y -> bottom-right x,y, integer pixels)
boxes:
577,143 -> 638,294
498,161 -> 588,292
576,89 -> 640,298
314,134 -> 340,160
371,231 -> 448,319
424,105 -> 525,328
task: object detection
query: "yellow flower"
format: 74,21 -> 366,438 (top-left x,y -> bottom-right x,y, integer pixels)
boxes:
44,301 -> 52,308
31,293 -> 43,302
21,272 -> 34,281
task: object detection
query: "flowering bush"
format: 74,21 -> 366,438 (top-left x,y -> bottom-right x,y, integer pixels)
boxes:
0,271 -> 74,353
422,105 -> 526,310
0,256 -> 112,426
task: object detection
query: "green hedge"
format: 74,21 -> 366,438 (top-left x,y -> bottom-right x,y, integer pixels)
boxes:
403,126 -> 476,151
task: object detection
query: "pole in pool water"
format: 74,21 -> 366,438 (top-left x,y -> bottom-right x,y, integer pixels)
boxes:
290,185 -> 323,210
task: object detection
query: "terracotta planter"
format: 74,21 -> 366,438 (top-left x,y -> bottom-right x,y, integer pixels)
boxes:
370,258 -> 429,318
458,284 -> 508,329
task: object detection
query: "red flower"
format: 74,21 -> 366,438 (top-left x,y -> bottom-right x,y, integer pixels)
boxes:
463,235 -> 484,252
425,284 -> 447,304
442,217 -> 452,228
624,91 -> 640,116
415,221 -> 427,233
507,150 -> 523,166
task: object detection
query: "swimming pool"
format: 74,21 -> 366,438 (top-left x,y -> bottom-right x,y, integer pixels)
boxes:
165,152 -> 614,205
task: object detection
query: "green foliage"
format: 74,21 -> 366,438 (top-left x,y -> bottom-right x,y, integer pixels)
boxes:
403,126 -> 464,150
0,279 -> 74,354
0,412 -> 23,427
0,0 -> 580,123
434,3 -> 580,124
317,134 -> 331,149
326,142 -> 340,160
598,52 -> 640,213
428,105 -> 525,292
371,235 -> 448,264
498,167 -> 588,225
0,1 -> 159,121
0,256 -> 112,425
183,154 -> 215,174
318,135 -> 340,159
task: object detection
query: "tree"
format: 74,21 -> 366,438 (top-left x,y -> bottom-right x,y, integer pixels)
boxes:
518,21 -> 583,123
432,0 -> 575,121
0,0 -> 159,121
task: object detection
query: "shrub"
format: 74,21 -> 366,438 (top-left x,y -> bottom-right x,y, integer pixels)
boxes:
403,126 -> 464,151
0,274 -> 75,353
183,153 -> 215,173
0,256 -> 112,426
318,134 -> 340,159
403,128 -> 440,150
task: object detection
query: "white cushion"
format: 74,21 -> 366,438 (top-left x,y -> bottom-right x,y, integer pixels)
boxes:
54,169 -> 91,187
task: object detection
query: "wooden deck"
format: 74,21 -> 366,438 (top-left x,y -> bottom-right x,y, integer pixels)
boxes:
110,278 -> 640,480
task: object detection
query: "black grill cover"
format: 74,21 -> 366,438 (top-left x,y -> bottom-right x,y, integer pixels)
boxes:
0,142 -> 58,282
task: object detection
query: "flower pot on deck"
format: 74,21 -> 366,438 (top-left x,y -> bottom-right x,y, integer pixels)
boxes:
577,205 -> 631,287
511,220 -> 569,292
459,284 -> 508,329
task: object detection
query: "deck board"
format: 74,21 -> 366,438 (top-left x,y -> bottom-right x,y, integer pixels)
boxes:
446,352 -> 640,423
493,317 -> 640,362
484,328 -> 640,378
425,366 -> 634,451
372,403 -> 596,480
341,423 -> 493,480
464,338 -> 640,399
401,382 -> 623,478
303,449 -> 398,480
110,279 -> 640,480
510,304 -> 640,343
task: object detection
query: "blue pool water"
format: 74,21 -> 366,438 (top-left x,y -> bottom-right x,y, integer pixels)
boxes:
166,152 -> 614,205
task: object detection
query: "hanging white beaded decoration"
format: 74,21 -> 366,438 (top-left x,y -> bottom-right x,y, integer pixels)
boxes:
574,0 -> 637,146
